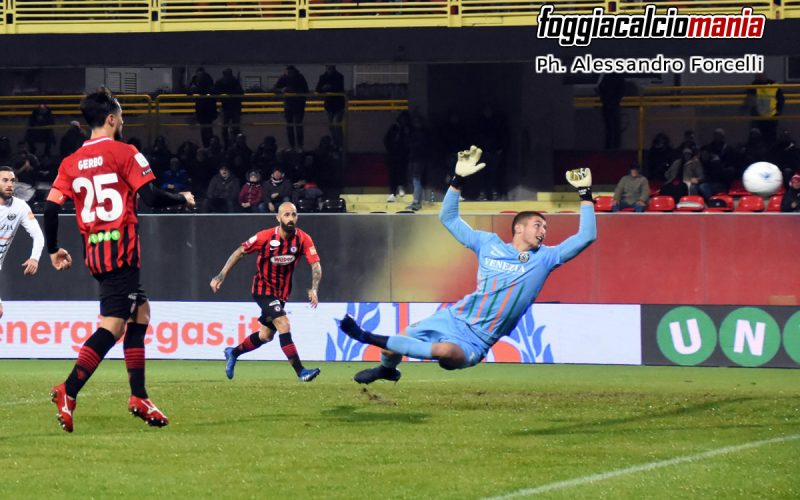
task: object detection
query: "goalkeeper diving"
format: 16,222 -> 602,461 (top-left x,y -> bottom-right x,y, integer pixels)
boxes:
341,146 -> 597,384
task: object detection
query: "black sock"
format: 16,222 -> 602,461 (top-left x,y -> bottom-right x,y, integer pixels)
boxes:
279,332 -> 303,376
65,328 -> 117,398
342,318 -> 389,349
234,332 -> 266,356
124,323 -> 148,399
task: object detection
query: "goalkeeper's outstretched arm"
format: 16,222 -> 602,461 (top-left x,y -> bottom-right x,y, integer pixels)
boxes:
439,146 -> 488,251
557,168 -> 597,263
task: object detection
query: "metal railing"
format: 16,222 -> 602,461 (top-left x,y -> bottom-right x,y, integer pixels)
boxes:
6,0 -> 798,34
575,84 -> 800,164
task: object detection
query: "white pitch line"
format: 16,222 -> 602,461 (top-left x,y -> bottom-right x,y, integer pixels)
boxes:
487,434 -> 800,499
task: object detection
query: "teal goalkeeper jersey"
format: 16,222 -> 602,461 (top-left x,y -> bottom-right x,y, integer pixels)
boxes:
440,188 -> 596,347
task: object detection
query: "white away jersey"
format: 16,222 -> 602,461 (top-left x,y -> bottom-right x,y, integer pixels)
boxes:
0,196 -> 44,270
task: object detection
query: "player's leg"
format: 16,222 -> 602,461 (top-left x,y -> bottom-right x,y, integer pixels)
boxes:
125,299 -> 169,428
51,270 -> 131,432
224,321 -> 275,380
273,315 -> 320,382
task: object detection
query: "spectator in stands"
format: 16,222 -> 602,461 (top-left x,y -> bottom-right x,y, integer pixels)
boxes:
286,152 -> 322,206
644,132 -> 674,182
780,173 -> 800,212
214,68 -> 244,150
226,133 -> 253,180
769,129 -> 800,188
188,67 -> 217,148
13,142 -> 38,202
746,72 -> 784,144
263,166 -> 293,213
25,104 -> 56,157
738,127 -> 769,176
384,111 -> 411,202
252,136 -> 279,173
0,137 -> 12,166
239,169 -> 265,213
59,121 -> 87,159
315,65 -> 346,149
161,157 -> 190,193
596,74 -> 626,150
661,147 -> 701,202
697,149 -> 732,202
701,128 -> 737,172
205,164 -> 240,213
176,140 -> 199,172
406,113 -> 432,211
311,134 -> 342,198
146,135 -> 172,177
474,105 -> 507,201
273,66 -> 309,152
612,164 -> 650,212
676,129 -> 697,155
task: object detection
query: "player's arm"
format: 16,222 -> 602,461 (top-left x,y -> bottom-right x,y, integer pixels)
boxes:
20,208 -> 44,275
555,168 -> 597,264
209,246 -> 246,293
43,189 -> 73,271
137,180 -> 195,209
440,146 -> 489,251
307,261 -> 322,308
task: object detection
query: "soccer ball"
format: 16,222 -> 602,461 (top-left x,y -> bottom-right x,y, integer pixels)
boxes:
742,161 -> 783,196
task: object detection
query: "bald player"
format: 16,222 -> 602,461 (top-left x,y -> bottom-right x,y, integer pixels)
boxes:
211,201 -> 323,382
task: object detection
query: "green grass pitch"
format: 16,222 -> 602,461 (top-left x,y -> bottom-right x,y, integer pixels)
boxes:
1,360 -> 798,498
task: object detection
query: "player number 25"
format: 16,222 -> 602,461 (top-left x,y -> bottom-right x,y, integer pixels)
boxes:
72,173 -> 124,223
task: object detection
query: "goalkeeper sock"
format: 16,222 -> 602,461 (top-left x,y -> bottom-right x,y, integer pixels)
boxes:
386,336 -> 434,360
381,351 -> 403,370
577,186 -> 594,202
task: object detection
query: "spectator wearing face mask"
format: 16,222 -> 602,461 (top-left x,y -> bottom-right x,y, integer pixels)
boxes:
263,166 -> 292,213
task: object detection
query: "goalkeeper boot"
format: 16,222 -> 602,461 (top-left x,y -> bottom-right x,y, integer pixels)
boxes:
354,366 -> 402,385
128,396 -> 169,428
224,347 -> 238,380
340,314 -> 371,343
298,368 -> 321,382
50,383 -> 76,433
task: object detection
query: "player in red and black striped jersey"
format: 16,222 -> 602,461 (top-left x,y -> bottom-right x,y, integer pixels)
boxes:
211,201 -> 323,382
43,89 -> 196,433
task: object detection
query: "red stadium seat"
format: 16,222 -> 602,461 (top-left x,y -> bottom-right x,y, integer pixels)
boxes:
735,195 -> 765,212
500,210 -> 518,214
766,194 -> 782,212
676,195 -> 706,212
774,184 -> 786,196
647,195 -> 675,212
728,180 -> 751,197
594,196 -> 614,212
706,194 -> 734,212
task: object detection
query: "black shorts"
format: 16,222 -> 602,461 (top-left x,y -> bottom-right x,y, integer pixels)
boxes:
94,267 -> 148,320
253,294 -> 286,330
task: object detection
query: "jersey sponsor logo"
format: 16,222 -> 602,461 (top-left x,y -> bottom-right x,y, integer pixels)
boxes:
269,240 -> 280,247
483,257 -> 524,274
270,255 -> 296,265
134,152 -> 149,167
268,300 -> 281,307
0,222 -> 15,230
88,229 -> 121,245
518,252 -> 530,263
78,156 -> 104,171
141,168 -> 152,176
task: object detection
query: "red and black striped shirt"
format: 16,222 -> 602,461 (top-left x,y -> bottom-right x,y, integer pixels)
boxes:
242,226 -> 320,301
49,137 -> 155,275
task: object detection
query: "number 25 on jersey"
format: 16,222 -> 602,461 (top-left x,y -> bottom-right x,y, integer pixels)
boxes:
73,173 -> 123,224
